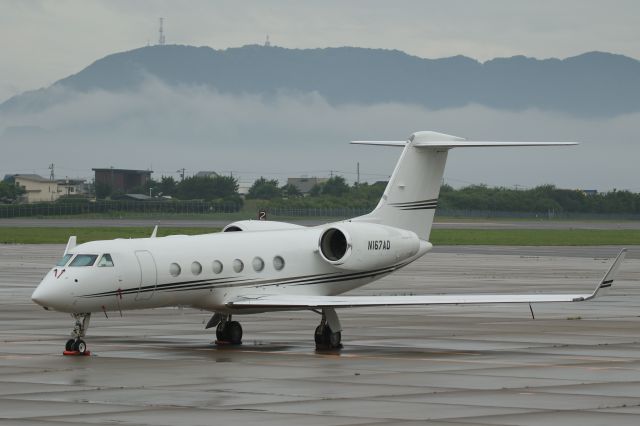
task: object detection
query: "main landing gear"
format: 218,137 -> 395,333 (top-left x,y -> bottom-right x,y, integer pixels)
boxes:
63,313 -> 91,356
314,308 -> 342,350
207,313 -> 243,345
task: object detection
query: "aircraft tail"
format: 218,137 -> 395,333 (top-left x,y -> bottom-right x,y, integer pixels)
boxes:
351,131 -> 576,241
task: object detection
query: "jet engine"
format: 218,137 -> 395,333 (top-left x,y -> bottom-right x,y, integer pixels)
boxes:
318,222 -> 422,270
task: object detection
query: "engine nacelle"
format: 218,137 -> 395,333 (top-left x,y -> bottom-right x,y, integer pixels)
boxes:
222,220 -> 304,232
318,222 -> 423,270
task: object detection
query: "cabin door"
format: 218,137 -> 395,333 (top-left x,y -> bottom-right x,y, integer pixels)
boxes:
135,250 -> 157,300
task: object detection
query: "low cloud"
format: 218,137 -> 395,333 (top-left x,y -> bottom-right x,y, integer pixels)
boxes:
2,79 -> 638,191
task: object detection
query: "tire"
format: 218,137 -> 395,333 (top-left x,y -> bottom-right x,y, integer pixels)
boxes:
65,339 -> 75,351
216,322 -> 227,341
314,325 -> 325,346
74,339 -> 87,354
328,331 -> 341,348
227,321 -> 243,345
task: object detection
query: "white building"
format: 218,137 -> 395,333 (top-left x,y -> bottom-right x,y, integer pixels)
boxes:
13,174 -> 60,203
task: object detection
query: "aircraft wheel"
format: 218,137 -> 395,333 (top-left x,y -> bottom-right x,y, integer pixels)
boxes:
227,321 -> 243,345
216,322 -> 228,342
314,325 -> 325,346
315,325 -> 342,349
65,339 -> 75,351
328,331 -> 341,348
73,339 -> 87,354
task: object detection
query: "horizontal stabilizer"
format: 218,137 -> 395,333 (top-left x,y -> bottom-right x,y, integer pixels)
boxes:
351,141 -> 407,146
227,250 -> 626,310
352,130 -> 577,148
351,140 -> 578,148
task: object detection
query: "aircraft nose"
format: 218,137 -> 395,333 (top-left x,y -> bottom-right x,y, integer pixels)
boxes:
32,279 -> 59,309
31,284 -> 47,307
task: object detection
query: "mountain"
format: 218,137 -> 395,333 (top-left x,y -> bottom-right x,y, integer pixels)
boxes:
2,45 -> 640,117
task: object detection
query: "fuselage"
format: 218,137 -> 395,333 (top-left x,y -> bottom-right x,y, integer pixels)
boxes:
31,222 -> 431,314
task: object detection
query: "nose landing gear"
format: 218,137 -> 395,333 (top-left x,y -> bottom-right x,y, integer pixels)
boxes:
63,313 -> 91,356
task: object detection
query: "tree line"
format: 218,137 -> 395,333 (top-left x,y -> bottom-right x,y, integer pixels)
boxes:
96,175 -> 243,206
249,178 -> 640,215
4,173 -> 639,215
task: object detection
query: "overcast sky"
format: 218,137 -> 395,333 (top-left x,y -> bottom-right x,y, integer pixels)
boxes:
1,0 -> 639,102
2,1 -> 638,191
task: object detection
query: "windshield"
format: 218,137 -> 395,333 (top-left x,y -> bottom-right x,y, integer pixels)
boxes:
97,254 -> 114,267
56,253 -> 73,267
69,254 -> 98,267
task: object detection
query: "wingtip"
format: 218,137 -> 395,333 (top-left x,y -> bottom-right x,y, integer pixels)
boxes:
588,248 -> 627,300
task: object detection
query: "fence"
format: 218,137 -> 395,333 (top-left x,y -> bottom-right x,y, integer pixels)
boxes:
1,202 -> 639,221
0,200 -> 242,218
435,208 -> 640,221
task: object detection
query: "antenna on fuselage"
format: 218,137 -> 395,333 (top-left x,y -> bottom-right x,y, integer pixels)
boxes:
64,236 -> 77,255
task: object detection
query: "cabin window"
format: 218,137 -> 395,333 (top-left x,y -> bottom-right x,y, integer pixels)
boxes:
191,261 -> 202,275
273,255 -> 285,271
69,254 -> 98,267
233,259 -> 244,273
56,253 -> 73,267
212,260 -> 223,274
97,254 -> 114,267
252,257 -> 264,272
169,263 -> 181,277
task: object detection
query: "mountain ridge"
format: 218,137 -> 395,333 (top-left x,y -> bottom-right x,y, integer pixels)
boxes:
2,45 -> 639,117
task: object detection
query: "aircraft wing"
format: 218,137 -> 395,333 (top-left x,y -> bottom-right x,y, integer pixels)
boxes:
226,249 -> 626,309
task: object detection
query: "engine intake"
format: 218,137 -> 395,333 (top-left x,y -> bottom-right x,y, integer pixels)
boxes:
319,228 -> 349,262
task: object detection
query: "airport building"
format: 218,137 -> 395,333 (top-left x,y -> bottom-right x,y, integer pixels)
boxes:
6,174 -> 90,203
287,177 -> 328,195
93,168 -> 152,193
12,174 -> 60,203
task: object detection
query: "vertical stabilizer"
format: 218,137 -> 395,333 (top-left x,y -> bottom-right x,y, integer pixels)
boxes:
351,131 -> 576,241
352,131 -> 454,240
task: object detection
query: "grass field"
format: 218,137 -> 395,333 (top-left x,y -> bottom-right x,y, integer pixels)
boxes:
1,227 -> 639,246
432,229 -> 640,246
0,227 -> 215,244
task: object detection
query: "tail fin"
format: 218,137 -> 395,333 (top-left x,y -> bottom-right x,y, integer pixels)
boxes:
351,131 -> 577,240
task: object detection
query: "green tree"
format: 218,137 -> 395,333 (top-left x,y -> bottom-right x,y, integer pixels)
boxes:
308,183 -> 323,197
0,180 -> 24,203
247,177 -> 281,199
281,183 -> 302,198
321,176 -> 349,197
158,176 -> 177,197
176,175 -> 238,200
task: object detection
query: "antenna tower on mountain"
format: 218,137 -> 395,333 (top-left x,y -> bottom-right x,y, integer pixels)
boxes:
158,17 -> 166,45
264,35 -> 271,47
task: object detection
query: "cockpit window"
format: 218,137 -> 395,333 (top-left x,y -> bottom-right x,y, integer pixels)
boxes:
56,253 -> 73,267
69,254 -> 98,267
97,254 -> 114,267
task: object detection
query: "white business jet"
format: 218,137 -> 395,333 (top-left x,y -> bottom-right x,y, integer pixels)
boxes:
32,131 -> 626,354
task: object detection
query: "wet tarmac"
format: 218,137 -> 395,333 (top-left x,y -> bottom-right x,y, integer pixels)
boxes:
1,244 -> 639,425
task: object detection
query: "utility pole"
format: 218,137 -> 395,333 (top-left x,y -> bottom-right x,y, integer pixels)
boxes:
356,162 -> 360,185
176,168 -> 186,181
48,163 -> 55,181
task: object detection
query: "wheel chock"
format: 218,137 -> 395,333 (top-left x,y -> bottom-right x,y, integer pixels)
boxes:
63,350 -> 91,356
